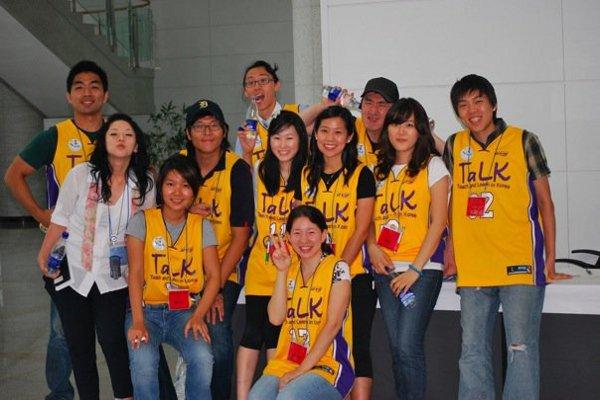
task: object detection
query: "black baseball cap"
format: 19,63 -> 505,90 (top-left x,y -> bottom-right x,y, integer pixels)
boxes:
361,77 -> 399,103
185,99 -> 226,128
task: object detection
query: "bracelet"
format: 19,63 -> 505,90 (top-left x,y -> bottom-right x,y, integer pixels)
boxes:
408,263 -> 423,278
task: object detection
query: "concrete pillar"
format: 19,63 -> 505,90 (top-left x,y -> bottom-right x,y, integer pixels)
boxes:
0,79 -> 44,218
292,0 -> 323,105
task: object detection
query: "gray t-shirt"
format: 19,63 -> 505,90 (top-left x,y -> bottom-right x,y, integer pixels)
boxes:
126,210 -> 217,247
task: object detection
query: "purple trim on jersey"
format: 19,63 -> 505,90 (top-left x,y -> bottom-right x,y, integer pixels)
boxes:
361,243 -> 374,274
45,165 -> 60,208
528,178 -> 546,286
332,325 -> 355,397
430,228 -> 448,264
236,243 -> 252,287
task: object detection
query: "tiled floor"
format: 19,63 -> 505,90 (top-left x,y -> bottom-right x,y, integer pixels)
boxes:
0,228 -> 180,400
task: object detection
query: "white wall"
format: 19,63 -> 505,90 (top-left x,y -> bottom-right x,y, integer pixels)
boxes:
321,0 -> 600,256
152,0 -> 296,134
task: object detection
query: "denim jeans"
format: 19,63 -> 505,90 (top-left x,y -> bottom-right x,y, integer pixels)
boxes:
174,280 -> 241,399
125,307 -> 214,400
46,300 -> 74,400
249,374 -> 342,400
374,270 -> 443,400
458,285 -> 545,400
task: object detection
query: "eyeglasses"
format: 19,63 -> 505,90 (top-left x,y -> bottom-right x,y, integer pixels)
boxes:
191,123 -> 221,133
244,77 -> 274,88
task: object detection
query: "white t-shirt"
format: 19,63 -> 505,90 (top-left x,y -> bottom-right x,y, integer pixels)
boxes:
51,163 -> 156,296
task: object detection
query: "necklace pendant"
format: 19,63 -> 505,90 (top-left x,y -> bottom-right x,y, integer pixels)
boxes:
110,234 -> 118,244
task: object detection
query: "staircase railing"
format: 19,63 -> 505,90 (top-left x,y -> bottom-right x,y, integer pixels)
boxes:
69,0 -> 153,69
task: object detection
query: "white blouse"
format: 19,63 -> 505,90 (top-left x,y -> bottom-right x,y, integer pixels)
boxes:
50,163 -> 155,296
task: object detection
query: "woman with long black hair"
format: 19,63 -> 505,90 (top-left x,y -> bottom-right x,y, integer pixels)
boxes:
368,98 -> 448,399
37,113 -> 154,400
236,110 -> 309,399
298,105 -> 376,400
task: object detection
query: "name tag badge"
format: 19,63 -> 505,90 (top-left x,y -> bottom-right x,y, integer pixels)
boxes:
109,244 -> 128,279
287,341 -> 307,364
466,196 -> 486,217
168,287 -> 191,311
377,221 -> 403,252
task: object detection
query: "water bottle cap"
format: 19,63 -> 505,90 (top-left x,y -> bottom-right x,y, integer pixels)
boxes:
48,258 -> 60,270
61,231 -> 69,239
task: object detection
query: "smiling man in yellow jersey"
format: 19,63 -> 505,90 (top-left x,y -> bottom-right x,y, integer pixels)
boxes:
178,98 -> 254,400
236,60 -> 339,164
443,74 -> 572,400
4,60 -> 109,400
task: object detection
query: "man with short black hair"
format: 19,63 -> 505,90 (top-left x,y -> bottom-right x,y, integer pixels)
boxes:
355,77 -> 399,166
443,74 -> 571,399
4,59 -> 108,400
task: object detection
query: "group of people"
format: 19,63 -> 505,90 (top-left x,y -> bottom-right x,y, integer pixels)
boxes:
3,59 -> 570,400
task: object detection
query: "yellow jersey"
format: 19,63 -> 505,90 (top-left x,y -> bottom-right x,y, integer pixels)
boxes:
47,119 -> 96,207
450,126 -> 546,287
263,254 -> 354,398
373,163 -> 430,262
355,117 -> 379,167
300,165 -> 367,276
196,151 -> 242,283
245,164 -> 296,295
142,209 -> 205,304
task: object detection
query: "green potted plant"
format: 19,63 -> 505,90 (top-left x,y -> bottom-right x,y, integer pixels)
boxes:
146,101 -> 187,168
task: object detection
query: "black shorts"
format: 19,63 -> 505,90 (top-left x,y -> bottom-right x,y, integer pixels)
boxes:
240,295 -> 282,350
351,273 -> 378,378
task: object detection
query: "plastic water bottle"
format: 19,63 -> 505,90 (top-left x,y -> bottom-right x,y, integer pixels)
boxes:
399,290 -> 416,308
246,100 -> 259,135
389,270 -> 416,308
322,85 -> 342,101
47,231 -> 69,273
323,85 -> 361,110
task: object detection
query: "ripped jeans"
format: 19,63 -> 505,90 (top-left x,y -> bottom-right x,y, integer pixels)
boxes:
458,285 -> 545,400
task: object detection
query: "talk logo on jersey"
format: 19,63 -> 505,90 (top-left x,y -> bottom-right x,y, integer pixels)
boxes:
68,138 -> 82,152
152,236 -> 166,251
460,146 -> 474,161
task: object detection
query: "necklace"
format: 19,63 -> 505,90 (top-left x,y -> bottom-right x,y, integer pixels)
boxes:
108,182 -> 129,245
322,169 -> 342,188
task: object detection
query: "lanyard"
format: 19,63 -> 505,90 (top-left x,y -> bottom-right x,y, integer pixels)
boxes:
383,165 -> 408,222
265,179 -> 293,261
199,162 -> 224,220
162,211 -> 189,285
288,255 -> 324,344
107,182 -> 129,245
74,125 -> 91,160
466,132 -> 504,195
320,170 -> 342,240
